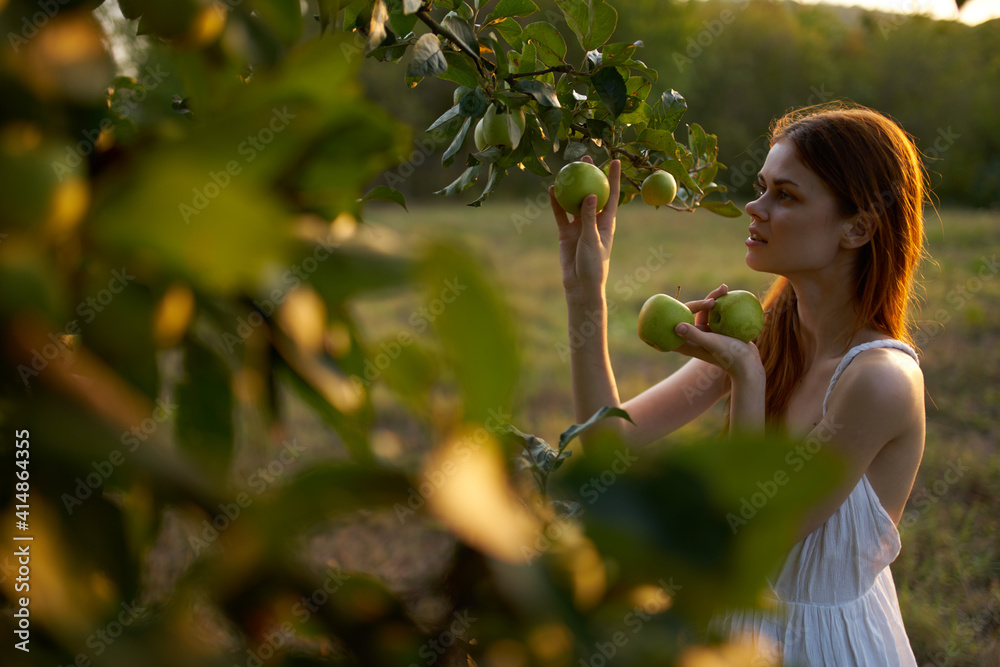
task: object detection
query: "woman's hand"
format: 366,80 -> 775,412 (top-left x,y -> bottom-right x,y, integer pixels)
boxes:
673,284 -> 764,383
549,157 -> 621,305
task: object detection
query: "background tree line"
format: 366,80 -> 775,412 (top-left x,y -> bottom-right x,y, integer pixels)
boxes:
363,0 -> 1000,208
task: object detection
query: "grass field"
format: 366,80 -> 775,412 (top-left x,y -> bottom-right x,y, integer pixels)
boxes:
352,198 -> 1000,665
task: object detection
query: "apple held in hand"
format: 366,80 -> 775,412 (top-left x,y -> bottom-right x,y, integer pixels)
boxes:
640,171 -> 677,207
638,293 -> 695,352
708,290 -> 765,342
553,161 -> 611,216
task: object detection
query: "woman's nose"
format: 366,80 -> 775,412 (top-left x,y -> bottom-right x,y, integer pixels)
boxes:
745,195 -> 766,220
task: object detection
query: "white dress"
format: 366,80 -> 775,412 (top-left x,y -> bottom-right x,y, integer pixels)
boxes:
713,340 -> 920,666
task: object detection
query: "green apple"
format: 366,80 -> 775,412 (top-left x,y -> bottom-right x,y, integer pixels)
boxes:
638,293 -> 695,352
640,171 -> 678,207
708,290 -> 765,342
553,161 -> 611,216
482,103 -> 525,149
474,118 -> 487,151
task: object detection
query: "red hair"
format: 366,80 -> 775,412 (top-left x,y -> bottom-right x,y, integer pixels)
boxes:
754,103 -> 929,426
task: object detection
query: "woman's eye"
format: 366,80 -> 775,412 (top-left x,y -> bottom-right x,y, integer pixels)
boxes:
778,190 -> 793,201
752,182 -> 765,196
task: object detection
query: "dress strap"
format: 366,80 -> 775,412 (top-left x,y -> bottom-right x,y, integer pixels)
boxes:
822,340 -> 919,418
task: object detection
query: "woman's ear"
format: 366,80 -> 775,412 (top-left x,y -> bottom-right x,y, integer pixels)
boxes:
840,215 -> 872,249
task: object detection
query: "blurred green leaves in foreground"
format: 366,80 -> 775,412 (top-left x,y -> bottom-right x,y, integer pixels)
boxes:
2,1 -> 839,665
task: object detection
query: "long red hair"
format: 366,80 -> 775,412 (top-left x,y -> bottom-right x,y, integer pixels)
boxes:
754,103 -> 929,426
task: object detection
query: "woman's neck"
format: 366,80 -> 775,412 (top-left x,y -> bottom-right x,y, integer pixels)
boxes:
786,266 -> 867,370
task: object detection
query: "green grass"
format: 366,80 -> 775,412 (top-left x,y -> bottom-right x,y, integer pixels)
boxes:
355,199 -> 1000,664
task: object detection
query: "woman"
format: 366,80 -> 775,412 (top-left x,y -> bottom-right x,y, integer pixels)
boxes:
550,103 -> 927,665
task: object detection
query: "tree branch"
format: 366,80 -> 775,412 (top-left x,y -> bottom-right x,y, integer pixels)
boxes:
506,64 -> 575,80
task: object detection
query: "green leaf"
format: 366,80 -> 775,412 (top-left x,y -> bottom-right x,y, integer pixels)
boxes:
515,80 -> 560,107
517,41 -> 537,73
699,200 -> 744,218
656,89 -> 688,132
176,336 -> 234,481
556,0 -> 617,51
443,116 -> 472,167
441,15 -> 477,54
389,1 -> 419,35
538,106 -> 565,151
458,86 -> 486,117
564,140 -> 588,161
484,0 -> 538,24
600,41 -> 637,68
490,16 -> 524,46
439,51 -> 480,88
521,21 -> 567,67
360,185 -> 407,210
637,128 -> 679,157
688,123 -> 709,164
591,66 -> 627,119
306,243 -> 414,304
470,162 -> 505,206
435,163 -> 482,196
415,242 -> 518,420
407,33 -> 448,78
660,157 -> 701,197
274,360 -> 374,463
427,103 -> 463,133
251,0 -> 303,45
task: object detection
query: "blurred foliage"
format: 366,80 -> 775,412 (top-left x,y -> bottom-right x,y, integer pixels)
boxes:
0,0 -> 855,665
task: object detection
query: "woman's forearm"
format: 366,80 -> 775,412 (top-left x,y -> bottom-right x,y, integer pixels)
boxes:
728,362 -> 766,435
566,293 -> 623,442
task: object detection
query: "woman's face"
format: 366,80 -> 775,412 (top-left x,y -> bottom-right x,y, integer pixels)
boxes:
744,140 -> 857,277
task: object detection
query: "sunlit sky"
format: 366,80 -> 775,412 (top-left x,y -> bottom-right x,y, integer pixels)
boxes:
796,0 -> 1000,24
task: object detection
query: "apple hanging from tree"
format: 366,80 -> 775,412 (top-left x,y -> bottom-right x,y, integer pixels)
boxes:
481,103 -> 525,149
640,170 -> 678,207
638,291 -> 695,352
553,161 -> 611,216
708,290 -> 765,342
474,119 -> 487,151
